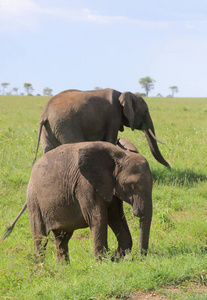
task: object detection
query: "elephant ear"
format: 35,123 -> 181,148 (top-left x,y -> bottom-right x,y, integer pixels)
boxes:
78,143 -> 117,202
119,92 -> 135,131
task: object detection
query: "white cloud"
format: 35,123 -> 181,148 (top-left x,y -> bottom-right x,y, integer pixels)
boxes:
0,0 -> 39,15
80,9 -> 128,24
0,0 -> 169,32
0,0 -> 41,31
0,0 -> 205,33
39,7 -> 128,24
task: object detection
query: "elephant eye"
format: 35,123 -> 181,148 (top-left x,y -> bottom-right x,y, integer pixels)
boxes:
123,181 -> 138,193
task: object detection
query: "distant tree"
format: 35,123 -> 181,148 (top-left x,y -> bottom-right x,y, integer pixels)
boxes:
1,83 -> 10,95
43,87 -> 53,96
136,92 -> 147,97
24,83 -> 34,95
139,77 -> 155,96
169,86 -> 179,97
13,87 -> 19,95
157,93 -> 163,97
94,87 -> 102,90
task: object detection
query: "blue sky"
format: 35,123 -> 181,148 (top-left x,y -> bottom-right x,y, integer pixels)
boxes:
0,0 -> 207,97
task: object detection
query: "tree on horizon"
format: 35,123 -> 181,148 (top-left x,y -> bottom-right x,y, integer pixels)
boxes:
1,83 -> 10,95
24,83 -> 34,95
13,87 -> 19,95
43,87 -> 53,96
139,76 -> 155,96
169,86 -> 179,97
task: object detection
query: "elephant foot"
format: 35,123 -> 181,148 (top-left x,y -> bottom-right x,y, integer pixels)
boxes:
111,248 -> 131,262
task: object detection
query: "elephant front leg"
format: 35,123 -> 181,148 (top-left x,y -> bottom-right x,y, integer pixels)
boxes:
52,230 -> 73,263
90,212 -> 108,259
108,198 -> 132,260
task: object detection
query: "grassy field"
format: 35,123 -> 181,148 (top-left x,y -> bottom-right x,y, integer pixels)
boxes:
0,95 -> 207,299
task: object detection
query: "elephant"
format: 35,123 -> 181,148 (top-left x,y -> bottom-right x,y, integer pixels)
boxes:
3,141 -> 153,262
33,88 -> 170,168
116,137 -> 139,153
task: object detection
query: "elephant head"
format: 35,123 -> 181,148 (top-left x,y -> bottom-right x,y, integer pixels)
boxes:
119,92 -> 170,168
78,142 -> 153,255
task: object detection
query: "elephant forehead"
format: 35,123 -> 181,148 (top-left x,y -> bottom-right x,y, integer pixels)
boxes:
126,160 -> 149,175
125,154 -> 147,168
134,95 -> 148,106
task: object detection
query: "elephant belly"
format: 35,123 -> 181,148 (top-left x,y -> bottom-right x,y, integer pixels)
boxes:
43,205 -> 88,233
57,108 -> 119,144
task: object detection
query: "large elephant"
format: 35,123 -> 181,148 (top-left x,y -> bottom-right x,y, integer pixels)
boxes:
33,88 -> 170,168
3,141 -> 153,262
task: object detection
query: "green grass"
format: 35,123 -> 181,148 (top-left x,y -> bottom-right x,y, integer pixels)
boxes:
0,95 -> 207,299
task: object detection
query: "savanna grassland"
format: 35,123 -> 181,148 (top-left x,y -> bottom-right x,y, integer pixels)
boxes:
0,95 -> 207,300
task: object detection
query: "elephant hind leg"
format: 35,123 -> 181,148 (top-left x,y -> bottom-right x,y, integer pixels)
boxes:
41,124 -> 61,153
52,230 -> 73,263
34,234 -> 48,259
28,206 -> 48,258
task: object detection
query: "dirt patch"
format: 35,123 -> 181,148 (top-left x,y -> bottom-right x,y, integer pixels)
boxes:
120,283 -> 207,300
130,292 -> 168,299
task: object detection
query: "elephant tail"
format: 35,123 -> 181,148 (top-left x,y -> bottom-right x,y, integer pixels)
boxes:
1,202 -> 27,241
32,119 -> 47,166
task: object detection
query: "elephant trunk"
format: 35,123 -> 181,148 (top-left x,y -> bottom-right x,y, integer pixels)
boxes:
139,209 -> 152,255
132,195 -> 153,255
143,114 -> 170,168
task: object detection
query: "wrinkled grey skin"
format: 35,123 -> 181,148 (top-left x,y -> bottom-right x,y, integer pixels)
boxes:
33,88 -> 170,168
4,141 -> 153,262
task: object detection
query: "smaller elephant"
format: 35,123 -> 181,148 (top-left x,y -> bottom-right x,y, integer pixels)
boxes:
3,141 -> 153,262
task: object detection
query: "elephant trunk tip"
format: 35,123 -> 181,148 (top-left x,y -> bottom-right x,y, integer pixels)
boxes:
162,160 -> 171,169
142,129 -> 171,168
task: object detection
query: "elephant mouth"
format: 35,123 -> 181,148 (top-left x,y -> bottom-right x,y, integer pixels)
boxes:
130,195 -> 142,218
137,122 -> 147,130
133,206 -> 142,218
139,123 -> 166,145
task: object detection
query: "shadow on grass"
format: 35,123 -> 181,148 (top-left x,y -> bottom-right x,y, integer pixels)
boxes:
152,168 -> 207,187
